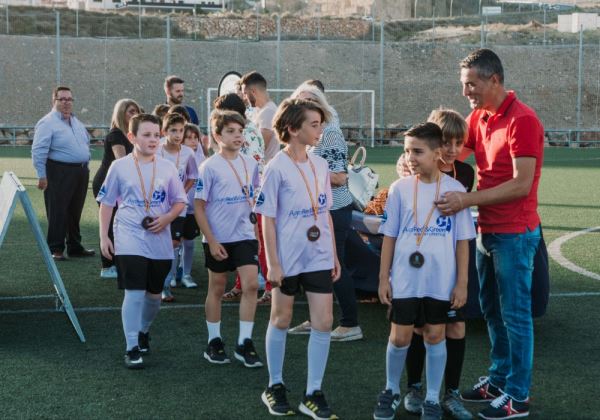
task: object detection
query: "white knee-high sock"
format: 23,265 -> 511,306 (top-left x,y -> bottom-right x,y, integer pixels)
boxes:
385,342 -> 409,395
181,239 -> 195,275
207,321 -> 221,343
307,329 -> 331,395
163,247 -> 180,288
425,340 -> 447,403
238,321 -> 254,345
266,323 -> 288,387
121,290 -> 145,351
140,294 -> 161,333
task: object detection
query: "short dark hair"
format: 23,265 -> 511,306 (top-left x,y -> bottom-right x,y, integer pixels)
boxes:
168,105 -> 190,122
460,48 -> 504,84
273,98 -> 325,144
129,113 -> 160,135
184,123 -> 201,140
53,86 -> 71,99
162,113 -> 186,131
164,75 -> 184,90
214,93 -> 246,119
152,104 -> 170,120
240,71 -> 267,90
305,79 -> 325,93
404,122 -> 443,150
210,109 -> 246,136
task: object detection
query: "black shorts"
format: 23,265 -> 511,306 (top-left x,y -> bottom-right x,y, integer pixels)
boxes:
182,213 -> 200,239
388,297 -> 464,326
280,270 -> 333,296
115,255 -> 172,294
203,240 -> 259,273
171,216 -> 185,241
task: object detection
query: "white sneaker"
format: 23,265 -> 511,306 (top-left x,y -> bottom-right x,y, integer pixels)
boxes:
288,320 -> 311,335
166,274 -> 177,288
181,274 -> 198,288
330,325 -> 363,342
100,266 -> 118,279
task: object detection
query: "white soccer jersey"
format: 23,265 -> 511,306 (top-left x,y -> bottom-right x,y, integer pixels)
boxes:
158,144 -> 198,217
379,174 -> 476,301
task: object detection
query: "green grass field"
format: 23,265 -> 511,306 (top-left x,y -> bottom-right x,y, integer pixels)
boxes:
1,146 -> 599,419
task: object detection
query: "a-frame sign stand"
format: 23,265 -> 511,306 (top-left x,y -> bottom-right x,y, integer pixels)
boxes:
0,171 -> 86,342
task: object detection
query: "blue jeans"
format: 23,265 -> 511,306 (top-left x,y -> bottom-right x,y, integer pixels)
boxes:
476,225 -> 541,401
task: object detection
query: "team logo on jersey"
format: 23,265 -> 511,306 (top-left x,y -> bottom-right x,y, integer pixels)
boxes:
318,193 -> 327,206
97,185 -> 107,199
256,192 -> 265,206
436,215 -> 452,232
196,178 -> 203,192
381,210 -> 388,224
152,190 -> 166,203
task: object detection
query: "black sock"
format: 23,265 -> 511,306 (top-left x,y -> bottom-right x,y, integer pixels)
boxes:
405,332 -> 425,387
444,337 -> 466,392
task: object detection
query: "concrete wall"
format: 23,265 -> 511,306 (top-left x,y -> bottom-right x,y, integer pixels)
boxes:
1,35 -> 598,131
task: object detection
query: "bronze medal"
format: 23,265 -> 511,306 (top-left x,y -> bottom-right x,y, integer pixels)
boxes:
307,225 -> 321,242
141,216 -> 155,230
409,251 -> 425,268
249,212 -> 258,225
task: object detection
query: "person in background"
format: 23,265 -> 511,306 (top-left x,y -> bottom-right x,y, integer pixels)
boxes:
164,75 -> 199,125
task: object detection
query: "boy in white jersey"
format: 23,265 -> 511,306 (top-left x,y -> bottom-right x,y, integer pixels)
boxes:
97,114 -> 187,369
373,123 -> 475,420
179,123 -> 205,288
159,113 -> 199,301
257,98 -> 340,420
194,110 -> 263,368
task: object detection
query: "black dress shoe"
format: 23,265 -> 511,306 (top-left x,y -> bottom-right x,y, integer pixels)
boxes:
52,252 -> 67,261
68,248 -> 96,257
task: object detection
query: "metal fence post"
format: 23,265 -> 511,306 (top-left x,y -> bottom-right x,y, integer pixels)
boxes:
138,3 -> 142,39
317,15 -> 320,41
76,9 -> 79,37
5,3 -> 9,35
543,8 -> 546,45
56,11 -> 60,85
166,16 -> 171,76
577,25 -> 583,143
379,16 -> 384,138
276,15 -> 281,102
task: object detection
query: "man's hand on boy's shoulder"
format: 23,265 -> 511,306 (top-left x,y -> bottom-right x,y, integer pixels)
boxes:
436,191 -> 469,216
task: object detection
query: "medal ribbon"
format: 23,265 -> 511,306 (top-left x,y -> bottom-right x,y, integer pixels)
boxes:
412,173 -> 442,248
286,148 -> 319,223
222,154 -> 254,209
133,154 -> 156,213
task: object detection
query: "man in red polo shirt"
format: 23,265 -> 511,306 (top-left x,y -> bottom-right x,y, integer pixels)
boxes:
436,49 -> 543,419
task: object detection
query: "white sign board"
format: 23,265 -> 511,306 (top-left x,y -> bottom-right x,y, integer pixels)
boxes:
0,172 -> 23,245
483,6 -> 502,16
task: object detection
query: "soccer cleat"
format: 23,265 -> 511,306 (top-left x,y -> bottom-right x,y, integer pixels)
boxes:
299,390 -> 339,420
261,383 -> 295,416
462,377 -> 502,403
222,287 -> 242,302
288,320 -> 312,335
100,266 -> 118,279
478,394 -> 529,419
138,331 -> 150,354
372,389 -> 401,420
124,346 -> 144,369
203,337 -> 231,364
234,338 -> 264,368
404,383 -> 424,414
442,389 -> 473,419
421,400 -> 443,420
161,287 -> 175,303
331,325 -> 364,342
181,274 -> 198,288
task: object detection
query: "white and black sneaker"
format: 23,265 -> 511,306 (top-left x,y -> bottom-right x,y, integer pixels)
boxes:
204,337 -> 231,364
234,338 -> 264,368
124,346 -> 144,369
373,389 -> 401,420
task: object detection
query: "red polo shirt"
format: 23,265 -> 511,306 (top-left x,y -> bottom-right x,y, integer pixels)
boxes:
465,91 -> 544,234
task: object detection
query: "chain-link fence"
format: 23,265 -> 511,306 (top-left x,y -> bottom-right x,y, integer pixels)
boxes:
1,5 -> 600,146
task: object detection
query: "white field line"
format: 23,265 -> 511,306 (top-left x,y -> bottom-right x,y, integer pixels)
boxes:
547,226 -> 600,281
0,293 -> 599,315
